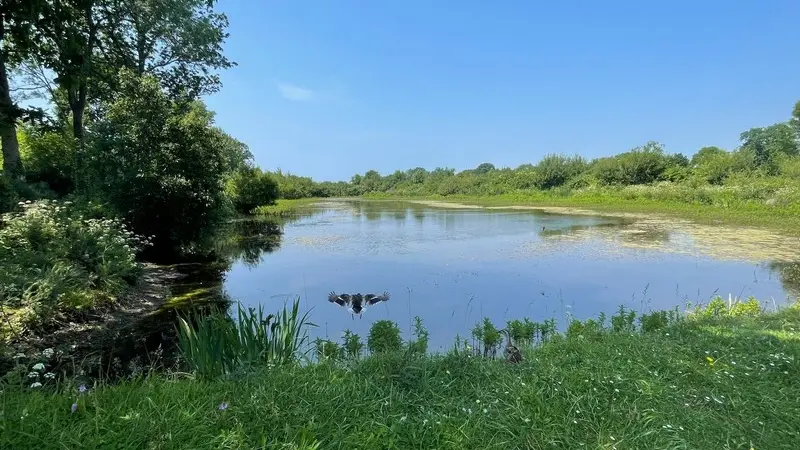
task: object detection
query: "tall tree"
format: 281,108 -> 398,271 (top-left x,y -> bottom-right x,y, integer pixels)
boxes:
96,0 -> 233,99
0,0 -> 43,177
32,0 -> 98,143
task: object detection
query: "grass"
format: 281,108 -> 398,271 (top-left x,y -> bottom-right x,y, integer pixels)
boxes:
366,190 -> 800,236
252,198 -> 321,217
2,301 -> 799,449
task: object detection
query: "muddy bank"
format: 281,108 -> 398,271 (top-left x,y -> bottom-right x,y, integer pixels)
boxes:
1,263 -> 229,380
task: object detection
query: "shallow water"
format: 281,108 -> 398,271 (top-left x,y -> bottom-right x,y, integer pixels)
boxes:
223,200 -> 800,351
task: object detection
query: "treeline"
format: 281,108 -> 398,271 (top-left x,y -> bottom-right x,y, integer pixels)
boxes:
342,104 -> 800,198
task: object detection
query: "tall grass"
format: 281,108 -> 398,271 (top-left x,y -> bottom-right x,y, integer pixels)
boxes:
177,299 -> 314,378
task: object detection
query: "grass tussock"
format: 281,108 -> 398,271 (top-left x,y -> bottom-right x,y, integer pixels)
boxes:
1,298 -> 799,449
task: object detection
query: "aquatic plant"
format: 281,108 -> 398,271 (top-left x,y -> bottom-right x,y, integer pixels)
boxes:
472,318 -> 502,358
177,299 -> 313,378
314,339 -> 341,362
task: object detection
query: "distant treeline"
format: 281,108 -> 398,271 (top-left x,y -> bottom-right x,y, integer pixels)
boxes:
289,100 -> 800,199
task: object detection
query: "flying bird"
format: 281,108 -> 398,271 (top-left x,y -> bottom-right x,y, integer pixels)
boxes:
328,291 -> 390,319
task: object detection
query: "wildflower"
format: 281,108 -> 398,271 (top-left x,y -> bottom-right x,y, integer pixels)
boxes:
30,382 -> 42,388
44,373 -> 55,380
476,399 -> 480,404
27,372 -> 39,379
400,416 -> 407,422
218,402 -> 229,411
482,408 -> 487,414
32,363 -> 45,371
71,403 -> 78,414
13,353 -> 25,359
78,384 -> 88,393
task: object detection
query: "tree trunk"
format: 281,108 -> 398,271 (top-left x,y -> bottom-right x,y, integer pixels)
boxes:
0,20 -> 21,178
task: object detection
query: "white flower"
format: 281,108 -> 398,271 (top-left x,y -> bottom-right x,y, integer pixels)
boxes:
43,373 -> 55,380
27,372 -> 39,379
30,382 -> 42,388
32,363 -> 45,371
13,353 -> 25,359
42,348 -> 54,358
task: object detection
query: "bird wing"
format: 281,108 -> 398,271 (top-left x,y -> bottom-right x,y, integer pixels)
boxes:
327,291 -> 339,303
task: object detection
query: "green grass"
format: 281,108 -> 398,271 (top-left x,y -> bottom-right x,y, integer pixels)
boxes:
2,302 -> 799,449
366,191 -> 800,236
252,198 -> 321,217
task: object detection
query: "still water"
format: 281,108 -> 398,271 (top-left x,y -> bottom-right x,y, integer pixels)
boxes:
222,200 -> 799,351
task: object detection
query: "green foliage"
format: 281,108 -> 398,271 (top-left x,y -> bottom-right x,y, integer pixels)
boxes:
471,318 -> 502,357
692,295 -> 762,320
406,316 -> 429,355
342,329 -> 364,360
18,126 -> 76,196
740,123 -> 799,172
594,141 -> 668,185
534,154 -> 588,189
314,339 -> 341,362
0,200 -> 143,324
177,300 -> 313,379
84,73 -> 230,255
610,305 -> 637,333
367,320 -> 403,353
225,168 -> 279,214
6,302 -> 800,448
0,175 -> 18,213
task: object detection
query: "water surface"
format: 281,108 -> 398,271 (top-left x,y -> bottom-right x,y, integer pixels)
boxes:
223,200 -> 800,351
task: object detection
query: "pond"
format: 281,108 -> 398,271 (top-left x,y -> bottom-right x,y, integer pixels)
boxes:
222,200 -> 800,352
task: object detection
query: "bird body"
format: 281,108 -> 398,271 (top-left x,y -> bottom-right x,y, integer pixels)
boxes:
328,291 -> 390,318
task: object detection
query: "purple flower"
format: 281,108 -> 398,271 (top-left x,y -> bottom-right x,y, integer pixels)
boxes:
78,384 -> 87,393
71,403 -> 78,414
218,402 -> 229,411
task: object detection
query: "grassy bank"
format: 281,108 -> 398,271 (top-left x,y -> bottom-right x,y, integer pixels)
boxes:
252,198 -> 322,216
2,300 -> 798,449
365,187 -> 800,236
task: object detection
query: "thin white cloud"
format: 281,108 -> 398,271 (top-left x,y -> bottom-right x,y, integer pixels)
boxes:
277,82 -> 315,102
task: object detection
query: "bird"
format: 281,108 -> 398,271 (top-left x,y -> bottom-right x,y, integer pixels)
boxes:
327,291 -> 390,319
500,329 -> 523,363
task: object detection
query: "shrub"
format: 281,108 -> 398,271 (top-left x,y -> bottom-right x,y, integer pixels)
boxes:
18,127 -> 76,196
594,142 -> 668,185
225,168 -> 280,214
0,200 -> 144,324
406,316 -> 429,355
367,320 -> 403,353
535,154 -> 589,189
84,73 -> 230,256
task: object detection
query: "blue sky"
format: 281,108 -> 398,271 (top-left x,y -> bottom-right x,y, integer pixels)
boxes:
205,0 -> 800,181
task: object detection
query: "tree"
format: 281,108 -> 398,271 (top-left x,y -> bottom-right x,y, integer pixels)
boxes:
96,0 -> 234,99
739,123 -> 798,171
85,72 -> 228,254
226,167 -> 279,214
473,162 -> 495,174
792,100 -> 800,137
0,0 -> 45,177
691,146 -> 727,167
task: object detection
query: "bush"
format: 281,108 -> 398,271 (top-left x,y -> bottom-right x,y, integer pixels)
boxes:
225,168 -> 280,214
84,73 -> 230,256
367,320 -> 402,353
594,142 -> 668,185
0,200 -> 144,324
18,127 -> 76,196
535,154 -> 588,189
